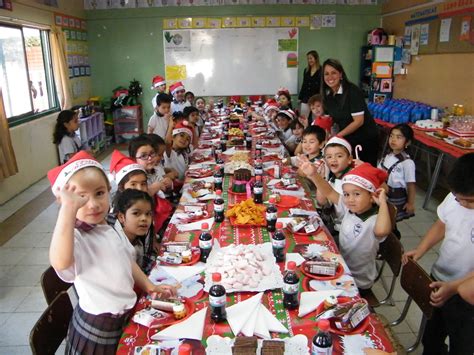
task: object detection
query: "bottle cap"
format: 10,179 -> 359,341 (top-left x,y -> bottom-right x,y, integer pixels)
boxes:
275,222 -> 283,229
212,272 -> 222,282
216,189 -> 222,195
287,261 -> 296,271
269,197 -> 276,204
215,165 -> 220,171
256,175 -> 261,180
178,343 -> 192,355
202,222 -> 209,229
318,319 -> 330,331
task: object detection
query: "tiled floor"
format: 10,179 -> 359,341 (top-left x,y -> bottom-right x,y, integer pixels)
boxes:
0,150 -> 442,354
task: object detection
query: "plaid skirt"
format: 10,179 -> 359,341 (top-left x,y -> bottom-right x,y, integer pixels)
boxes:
65,306 -> 131,355
388,187 -> 414,222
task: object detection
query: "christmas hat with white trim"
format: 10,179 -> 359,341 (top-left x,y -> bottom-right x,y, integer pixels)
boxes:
172,120 -> 193,138
169,81 -> 185,96
151,75 -> 166,89
342,163 -> 388,193
324,136 -> 353,155
109,150 -> 145,185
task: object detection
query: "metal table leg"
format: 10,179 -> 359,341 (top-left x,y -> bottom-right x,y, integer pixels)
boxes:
423,152 -> 445,210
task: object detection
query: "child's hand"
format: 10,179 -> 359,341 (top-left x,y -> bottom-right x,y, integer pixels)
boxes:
160,177 -> 173,190
150,284 -> 178,299
57,184 -> 88,210
429,280 -> 456,307
404,202 -> 415,214
372,188 -> 387,206
401,249 -> 422,265
298,115 -> 309,128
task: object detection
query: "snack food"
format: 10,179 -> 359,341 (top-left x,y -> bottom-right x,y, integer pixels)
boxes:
333,301 -> 370,332
303,258 -> 338,276
229,127 -> 244,136
453,138 -> 472,148
261,340 -> 285,355
232,336 -> 258,355
226,199 -> 266,225
232,168 -> 252,193
433,130 -> 449,139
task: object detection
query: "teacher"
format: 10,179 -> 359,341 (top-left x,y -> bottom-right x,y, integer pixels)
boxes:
321,58 -> 379,166
298,50 -> 322,120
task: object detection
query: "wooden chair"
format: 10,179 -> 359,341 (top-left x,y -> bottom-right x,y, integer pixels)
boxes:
29,291 -> 73,355
374,202 -> 399,284
40,266 -> 72,305
390,258 -> 434,353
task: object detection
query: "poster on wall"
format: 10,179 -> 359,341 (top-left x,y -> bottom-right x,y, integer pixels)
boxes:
439,18 -> 452,42
403,26 -> 412,46
164,30 -> 191,52
410,23 -> 420,55
420,23 -> 429,45
460,16 -> 471,41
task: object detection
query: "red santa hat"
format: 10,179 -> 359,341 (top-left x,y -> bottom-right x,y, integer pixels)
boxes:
277,108 -> 296,121
169,81 -> 185,96
47,151 -> 103,195
277,87 -> 290,96
324,136 -> 353,155
342,163 -> 388,193
109,150 -> 145,185
151,75 -> 166,90
172,120 -> 193,138
263,99 -> 279,114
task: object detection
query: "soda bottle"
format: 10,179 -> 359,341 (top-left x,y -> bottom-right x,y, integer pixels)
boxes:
253,176 -> 263,204
220,137 -> 227,152
254,159 -> 263,177
311,319 -> 333,354
282,261 -> 299,310
214,190 -> 225,223
215,143 -> 222,158
209,272 -> 227,323
199,223 -> 212,262
266,197 -> 278,232
245,133 -> 253,149
216,157 -> 225,175
178,343 -> 192,355
213,165 -> 223,191
255,140 -> 263,157
272,222 -> 286,262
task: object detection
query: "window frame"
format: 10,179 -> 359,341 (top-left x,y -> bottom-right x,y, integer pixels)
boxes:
1,23 -> 59,127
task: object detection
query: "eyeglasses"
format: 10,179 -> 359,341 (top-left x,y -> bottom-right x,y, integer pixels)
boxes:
136,152 -> 157,160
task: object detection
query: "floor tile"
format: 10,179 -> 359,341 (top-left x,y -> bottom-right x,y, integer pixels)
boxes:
400,235 -> 422,252
0,287 -> 34,313
396,221 -> 417,238
3,232 -> 45,249
0,345 -> 33,354
15,287 -> 47,313
0,312 -> 41,346
0,265 -> 45,287
0,312 -> 13,327
0,248 -> 32,267
17,248 -> 49,266
407,221 -> 435,238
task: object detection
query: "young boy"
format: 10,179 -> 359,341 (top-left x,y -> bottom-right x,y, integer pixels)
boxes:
147,93 -> 173,140
299,93 -> 324,128
276,108 -> 296,146
300,160 -> 391,293
286,119 -> 305,155
183,106 -> 200,148
294,125 -> 326,161
169,81 -> 190,114
150,75 -> 166,109
402,153 -> 474,355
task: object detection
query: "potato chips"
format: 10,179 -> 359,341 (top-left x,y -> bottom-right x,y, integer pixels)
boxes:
226,199 -> 266,225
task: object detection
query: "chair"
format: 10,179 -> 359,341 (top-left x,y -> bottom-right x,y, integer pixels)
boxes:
374,202 -> 398,284
29,291 -> 73,355
390,258 -> 434,353
40,266 -> 72,305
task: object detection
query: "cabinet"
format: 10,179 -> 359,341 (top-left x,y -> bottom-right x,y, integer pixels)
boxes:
359,45 -> 395,104
113,105 -> 143,143
78,112 -> 107,154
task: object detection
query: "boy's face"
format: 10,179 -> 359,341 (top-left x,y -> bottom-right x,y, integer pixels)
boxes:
310,101 -> 323,117
276,115 -> 291,130
324,145 -> 352,175
69,168 -> 110,225
302,133 -> 323,156
156,102 -> 171,116
196,99 -> 205,111
135,144 -> 157,171
185,93 -> 194,103
157,84 -> 166,93
342,183 -> 373,214
454,193 -> 474,209
292,125 -> 304,138
173,132 -> 191,149
188,111 -> 199,124
123,172 -> 148,192
174,89 -> 185,102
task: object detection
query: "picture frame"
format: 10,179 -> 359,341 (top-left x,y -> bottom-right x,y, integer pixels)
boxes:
295,16 -> 310,27
373,93 -> 387,104
207,18 -> 222,29
401,48 -> 411,64
265,16 -> 281,27
372,62 -> 392,78
163,18 -> 178,30
374,46 -> 394,62
251,17 -> 265,27
380,78 -> 392,93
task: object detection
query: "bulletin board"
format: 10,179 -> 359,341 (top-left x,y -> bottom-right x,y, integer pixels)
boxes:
163,28 -> 299,96
437,14 -> 474,53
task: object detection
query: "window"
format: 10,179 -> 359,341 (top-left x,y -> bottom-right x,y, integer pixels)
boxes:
0,24 -> 57,124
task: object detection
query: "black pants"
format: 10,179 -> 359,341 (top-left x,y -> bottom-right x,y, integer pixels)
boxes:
422,294 -> 474,355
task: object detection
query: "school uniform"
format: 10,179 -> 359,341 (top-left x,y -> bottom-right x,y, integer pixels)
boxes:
170,100 -> 190,114
58,134 -> 82,164
326,166 -> 352,232
147,112 -> 169,140
151,93 -> 158,109
164,149 -> 189,181
422,193 -> 474,355
278,128 -> 293,146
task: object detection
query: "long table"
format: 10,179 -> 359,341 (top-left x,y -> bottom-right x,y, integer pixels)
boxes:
117,116 -> 396,354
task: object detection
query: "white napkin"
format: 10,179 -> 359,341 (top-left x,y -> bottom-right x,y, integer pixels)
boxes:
298,290 -> 343,317
272,188 -> 306,197
289,208 -> 320,217
276,217 -> 293,227
190,176 -> 214,183
177,217 -> 215,232
151,307 -> 208,341
226,292 -> 263,336
286,253 -> 306,267
222,147 -> 250,155
266,179 -> 281,186
258,303 -> 288,333
160,262 -> 206,282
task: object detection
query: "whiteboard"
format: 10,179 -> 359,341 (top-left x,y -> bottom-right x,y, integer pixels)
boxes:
163,28 -> 299,96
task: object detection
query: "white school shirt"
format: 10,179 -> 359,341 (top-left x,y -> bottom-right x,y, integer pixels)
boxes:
328,177 -> 345,231
337,197 -> 385,289
171,100 -> 190,114
147,164 -> 168,198
164,149 -> 188,180
431,193 -> 474,282
378,153 -> 416,189
56,224 -> 137,315
147,113 -> 169,140
58,134 -> 82,164
278,128 -> 293,145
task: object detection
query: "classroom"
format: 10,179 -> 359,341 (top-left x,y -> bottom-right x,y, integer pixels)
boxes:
0,0 -> 473,354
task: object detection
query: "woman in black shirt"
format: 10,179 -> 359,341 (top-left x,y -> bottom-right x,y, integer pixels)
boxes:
298,50 -> 322,121
321,58 -> 378,166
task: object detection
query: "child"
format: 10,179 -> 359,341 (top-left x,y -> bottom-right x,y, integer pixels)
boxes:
300,160 -> 391,294
402,153 -> 474,355
378,124 -> 416,221
53,110 -> 82,164
47,151 -> 176,353
183,106 -> 200,148
169,81 -> 190,114
276,108 -> 296,146
185,91 -> 195,106
195,97 -> 208,130
147,93 -> 173,140
286,119 -> 305,155
277,88 -> 293,109
294,125 -> 326,162
150,75 -> 166,109
115,189 -> 154,272
164,121 -> 193,181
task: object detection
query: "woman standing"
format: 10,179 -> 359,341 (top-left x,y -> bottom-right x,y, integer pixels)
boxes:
321,58 -> 378,166
298,50 -> 322,120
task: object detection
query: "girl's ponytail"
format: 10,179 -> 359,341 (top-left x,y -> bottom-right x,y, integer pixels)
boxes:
53,110 -> 76,144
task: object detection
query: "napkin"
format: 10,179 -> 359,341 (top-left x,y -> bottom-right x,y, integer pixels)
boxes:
266,179 -> 281,186
177,217 -> 215,232
298,290 -> 343,317
160,262 -> 206,282
151,307 -> 208,341
276,217 -> 294,227
272,188 -> 306,197
226,292 -> 263,336
222,147 -> 250,155
286,253 -> 306,267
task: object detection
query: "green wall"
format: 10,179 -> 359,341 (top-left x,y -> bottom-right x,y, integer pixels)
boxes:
86,5 -> 381,122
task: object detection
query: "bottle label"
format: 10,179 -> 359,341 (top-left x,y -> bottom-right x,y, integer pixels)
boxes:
266,212 -> 277,221
214,203 -> 224,212
253,187 -> 263,194
272,238 -> 286,249
209,295 -> 226,308
311,344 -> 333,355
283,282 -> 298,294
199,239 -> 212,249
214,177 -> 223,184
255,168 -> 263,175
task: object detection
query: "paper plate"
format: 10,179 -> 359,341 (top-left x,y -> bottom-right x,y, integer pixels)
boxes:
149,298 -> 196,328
160,249 -> 201,267
300,261 -> 344,281
275,195 -> 300,209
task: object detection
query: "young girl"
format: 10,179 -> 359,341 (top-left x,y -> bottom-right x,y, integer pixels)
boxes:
195,97 -> 208,131
48,151 -> 176,353
286,119 -> 305,155
116,189 -> 154,271
277,88 -> 293,109
378,123 -> 416,221
300,159 -> 391,294
53,110 -> 82,164
150,75 -> 166,109
183,106 -> 200,148
276,108 -> 296,147
164,121 -> 193,181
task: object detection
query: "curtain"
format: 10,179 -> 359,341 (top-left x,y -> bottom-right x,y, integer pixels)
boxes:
50,25 -> 72,110
0,89 -> 18,180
